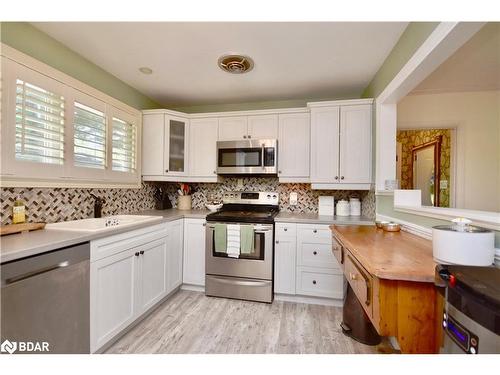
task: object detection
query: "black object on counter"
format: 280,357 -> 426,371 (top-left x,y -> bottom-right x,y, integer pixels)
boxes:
341,284 -> 381,345
154,186 -> 172,210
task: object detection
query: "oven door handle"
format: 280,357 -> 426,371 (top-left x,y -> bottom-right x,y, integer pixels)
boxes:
206,224 -> 272,233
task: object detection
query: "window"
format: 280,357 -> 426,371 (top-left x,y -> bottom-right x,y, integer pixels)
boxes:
112,117 -> 136,172
73,102 -> 106,169
15,79 -> 65,165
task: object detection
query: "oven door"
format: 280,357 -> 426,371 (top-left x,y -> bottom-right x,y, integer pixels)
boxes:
205,222 -> 273,280
216,139 -> 277,174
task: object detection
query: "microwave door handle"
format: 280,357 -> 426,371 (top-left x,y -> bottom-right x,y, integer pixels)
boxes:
261,144 -> 265,169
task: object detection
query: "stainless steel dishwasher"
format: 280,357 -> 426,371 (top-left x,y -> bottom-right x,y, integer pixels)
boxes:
1,242 -> 90,354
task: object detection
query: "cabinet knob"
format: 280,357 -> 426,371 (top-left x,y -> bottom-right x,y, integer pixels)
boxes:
341,176 -> 345,180
135,252 -> 140,257
243,135 -> 247,139
334,176 -> 339,180
284,228 -> 287,231
213,170 -> 217,174
278,170 -> 282,174
165,169 -> 169,173
248,135 -> 251,138
313,251 -> 318,255
203,223 -> 206,227
313,229 -> 317,233
275,240 -> 279,244
350,273 -> 357,281
140,250 -> 144,255
312,280 -> 317,285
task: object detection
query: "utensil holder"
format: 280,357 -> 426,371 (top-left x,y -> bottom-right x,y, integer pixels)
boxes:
177,195 -> 192,210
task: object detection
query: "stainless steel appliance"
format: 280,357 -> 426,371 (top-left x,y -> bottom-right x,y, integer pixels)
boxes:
436,264 -> 500,354
205,191 -> 279,303
216,139 -> 277,175
1,242 -> 90,353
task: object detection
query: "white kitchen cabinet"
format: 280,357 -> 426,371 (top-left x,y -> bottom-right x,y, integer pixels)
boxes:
247,114 -> 279,139
90,247 -> 139,352
274,223 -> 297,295
166,219 -> 184,294
90,223 -> 170,352
142,112 -> 189,180
218,116 -> 248,141
183,218 -> 206,286
309,100 -> 373,190
189,118 -> 219,180
339,105 -> 372,184
142,113 -> 165,176
137,238 -> 168,313
273,222 -> 344,301
218,115 -> 278,140
310,106 -> 340,184
278,112 -> 310,182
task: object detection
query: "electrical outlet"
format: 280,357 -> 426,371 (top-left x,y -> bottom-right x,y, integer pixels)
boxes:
237,178 -> 243,190
289,192 -> 298,206
440,180 -> 448,189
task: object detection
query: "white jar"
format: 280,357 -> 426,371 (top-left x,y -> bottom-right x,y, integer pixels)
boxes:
336,200 -> 350,216
349,198 -> 361,216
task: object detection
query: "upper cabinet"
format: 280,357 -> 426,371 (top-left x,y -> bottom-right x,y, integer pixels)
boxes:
142,112 -> 190,180
189,118 -> 219,180
278,112 -> 310,182
218,114 -> 278,140
309,100 -> 373,190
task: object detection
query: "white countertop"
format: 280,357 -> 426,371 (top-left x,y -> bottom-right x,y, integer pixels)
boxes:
0,209 -> 209,264
275,212 -> 374,225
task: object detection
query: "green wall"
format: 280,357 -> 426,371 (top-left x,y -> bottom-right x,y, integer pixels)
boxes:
0,22 -> 161,110
362,22 -> 439,98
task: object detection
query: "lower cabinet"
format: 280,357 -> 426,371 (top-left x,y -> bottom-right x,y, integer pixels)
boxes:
274,222 -> 344,300
182,218 -> 206,286
90,221 -> 182,352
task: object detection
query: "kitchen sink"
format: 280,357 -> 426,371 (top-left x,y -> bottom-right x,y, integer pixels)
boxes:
46,215 -> 162,232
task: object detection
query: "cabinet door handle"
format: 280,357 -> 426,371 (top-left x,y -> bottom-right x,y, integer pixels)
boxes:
135,252 -> 140,257
313,251 -> 318,255
140,250 -> 144,255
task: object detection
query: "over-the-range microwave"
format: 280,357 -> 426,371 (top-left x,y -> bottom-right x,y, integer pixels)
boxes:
216,139 -> 277,175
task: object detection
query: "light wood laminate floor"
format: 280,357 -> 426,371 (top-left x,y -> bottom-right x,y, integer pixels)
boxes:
106,290 -> 379,354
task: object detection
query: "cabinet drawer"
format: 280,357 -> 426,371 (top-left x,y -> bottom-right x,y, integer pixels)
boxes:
344,252 -> 372,318
332,236 -> 344,270
297,224 -> 332,244
275,223 -> 296,238
296,266 -> 343,299
91,223 -> 168,262
297,242 -> 339,269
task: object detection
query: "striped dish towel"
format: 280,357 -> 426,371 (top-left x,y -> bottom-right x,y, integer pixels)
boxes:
226,224 -> 241,258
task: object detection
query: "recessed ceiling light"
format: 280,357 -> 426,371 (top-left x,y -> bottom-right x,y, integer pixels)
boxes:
218,54 -> 254,74
139,67 -> 153,75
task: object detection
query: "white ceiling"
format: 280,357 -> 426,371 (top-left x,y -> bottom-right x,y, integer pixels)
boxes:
410,22 -> 500,95
32,22 -> 408,107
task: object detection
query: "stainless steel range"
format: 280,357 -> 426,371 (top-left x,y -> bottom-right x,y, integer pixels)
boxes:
205,191 -> 279,303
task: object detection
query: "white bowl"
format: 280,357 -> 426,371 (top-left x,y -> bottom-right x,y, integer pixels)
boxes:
205,203 -> 223,212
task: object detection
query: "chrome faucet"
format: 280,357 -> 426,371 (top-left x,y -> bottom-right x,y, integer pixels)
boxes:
90,193 -> 105,218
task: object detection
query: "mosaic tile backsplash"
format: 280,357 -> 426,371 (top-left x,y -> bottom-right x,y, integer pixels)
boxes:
1,178 -> 375,225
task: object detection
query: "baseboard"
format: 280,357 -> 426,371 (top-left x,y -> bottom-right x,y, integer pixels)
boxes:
376,214 -> 432,240
274,293 -> 344,307
181,284 -> 205,292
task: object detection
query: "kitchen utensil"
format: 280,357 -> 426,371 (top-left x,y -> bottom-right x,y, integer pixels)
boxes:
432,218 -> 495,266
375,220 -> 389,229
349,197 -> 361,216
178,195 -> 192,210
382,222 -> 401,232
336,200 -> 350,216
0,222 -> 46,236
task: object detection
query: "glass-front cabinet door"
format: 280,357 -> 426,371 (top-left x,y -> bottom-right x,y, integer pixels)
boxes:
164,115 -> 188,175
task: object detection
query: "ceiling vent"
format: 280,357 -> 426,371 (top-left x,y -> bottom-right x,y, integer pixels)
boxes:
218,54 -> 254,74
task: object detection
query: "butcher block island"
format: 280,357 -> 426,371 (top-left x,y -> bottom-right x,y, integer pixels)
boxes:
330,225 -> 438,354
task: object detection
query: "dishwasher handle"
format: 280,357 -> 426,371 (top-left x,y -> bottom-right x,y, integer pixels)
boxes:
4,261 -> 70,285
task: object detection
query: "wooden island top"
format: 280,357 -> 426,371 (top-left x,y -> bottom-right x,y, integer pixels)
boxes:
330,225 -> 436,283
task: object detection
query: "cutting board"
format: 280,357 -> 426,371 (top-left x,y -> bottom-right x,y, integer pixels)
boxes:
0,222 -> 46,236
